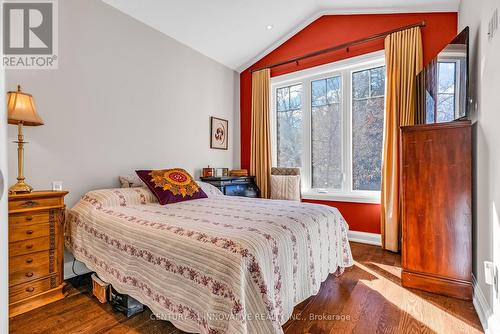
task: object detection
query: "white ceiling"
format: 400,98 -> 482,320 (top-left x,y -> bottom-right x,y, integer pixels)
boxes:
102,0 -> 460,72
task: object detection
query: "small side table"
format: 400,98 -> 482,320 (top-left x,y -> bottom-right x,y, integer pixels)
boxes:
200,176 -> 260,198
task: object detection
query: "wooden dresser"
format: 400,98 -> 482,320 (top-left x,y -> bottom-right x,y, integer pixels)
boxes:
401,121 -> 472,300
8,191 -> 68,317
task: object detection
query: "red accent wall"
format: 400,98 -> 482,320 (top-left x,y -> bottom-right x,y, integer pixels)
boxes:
240,13 -> 458,234
302,199 -> 381,234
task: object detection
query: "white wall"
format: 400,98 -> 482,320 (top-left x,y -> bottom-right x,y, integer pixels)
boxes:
5,0 -> 240,208
1,1 -> 10,330
5,0 -> 240,278
459,0 -> 500,332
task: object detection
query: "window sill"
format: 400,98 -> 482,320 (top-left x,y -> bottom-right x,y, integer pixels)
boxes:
301,191 -> 381,204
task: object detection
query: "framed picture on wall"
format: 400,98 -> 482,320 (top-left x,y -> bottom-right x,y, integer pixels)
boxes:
210,117 -> 228,150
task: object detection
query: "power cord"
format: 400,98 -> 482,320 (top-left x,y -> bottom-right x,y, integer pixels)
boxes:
71,257 -> 80,277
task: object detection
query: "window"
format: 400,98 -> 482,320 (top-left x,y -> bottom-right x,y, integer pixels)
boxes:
276,84 -> 302,167
436,61 -> 457,122
311,76 -> 342,189
271,51 -> 385,203
352,67 -> 385,191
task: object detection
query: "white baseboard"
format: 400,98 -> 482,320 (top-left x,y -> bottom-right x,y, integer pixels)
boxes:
348,231 -> 382,246
473,274 -> 500,334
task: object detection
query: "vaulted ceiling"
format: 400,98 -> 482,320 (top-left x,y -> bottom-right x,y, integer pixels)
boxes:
102,0 -> 460,72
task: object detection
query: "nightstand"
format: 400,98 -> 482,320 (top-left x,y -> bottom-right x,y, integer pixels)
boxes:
8,191 -> 68,317
200,176 -> 260,198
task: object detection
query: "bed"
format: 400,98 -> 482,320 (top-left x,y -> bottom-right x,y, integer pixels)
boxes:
66,186 -> 353,334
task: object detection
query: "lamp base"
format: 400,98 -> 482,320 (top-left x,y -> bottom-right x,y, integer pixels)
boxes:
9,181 -> 33,194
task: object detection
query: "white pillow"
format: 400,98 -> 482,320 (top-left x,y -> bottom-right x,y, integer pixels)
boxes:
119,173 -> 144,188
197,181 -> 224,197
270,175 -> 301,201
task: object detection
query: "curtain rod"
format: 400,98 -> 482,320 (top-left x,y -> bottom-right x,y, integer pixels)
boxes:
250,21 -> 426,73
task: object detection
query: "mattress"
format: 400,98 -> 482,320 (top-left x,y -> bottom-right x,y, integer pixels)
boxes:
66,187 -> 353,334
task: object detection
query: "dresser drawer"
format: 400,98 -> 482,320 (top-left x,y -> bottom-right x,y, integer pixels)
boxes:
10,250 -> 53,274
9,236 -> 52,257
10,223 -> 52,242
9,276 -> 58,304
9,197 -> 62,212
9,250 -> 56,286
9,211 -> 50,225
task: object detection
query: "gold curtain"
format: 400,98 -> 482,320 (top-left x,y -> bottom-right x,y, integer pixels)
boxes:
381,27 -> 423,252
250,69 -> 272,198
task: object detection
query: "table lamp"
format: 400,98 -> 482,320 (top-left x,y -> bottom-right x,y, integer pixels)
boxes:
7,85 -> 44,194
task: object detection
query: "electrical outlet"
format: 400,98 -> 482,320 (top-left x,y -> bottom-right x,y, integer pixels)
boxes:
484,261 -> 496,285
52,181 -> 63,191
0,169 -> 4,201
484,261 -> 499,298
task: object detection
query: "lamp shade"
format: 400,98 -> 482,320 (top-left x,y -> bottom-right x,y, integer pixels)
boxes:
7,85 -> 44,126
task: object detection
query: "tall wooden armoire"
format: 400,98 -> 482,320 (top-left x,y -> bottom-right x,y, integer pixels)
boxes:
401,120 -> 472,300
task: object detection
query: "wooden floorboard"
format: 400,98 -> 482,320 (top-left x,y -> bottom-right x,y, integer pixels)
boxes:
9,242 -> 483,334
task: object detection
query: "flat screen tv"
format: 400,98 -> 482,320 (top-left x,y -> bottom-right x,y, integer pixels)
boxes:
416,27 -> 469,124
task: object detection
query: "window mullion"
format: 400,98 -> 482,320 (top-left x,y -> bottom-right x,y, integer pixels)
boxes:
303,80 -> 312,192
343,69 -> 352,194
287,87 -> 291,111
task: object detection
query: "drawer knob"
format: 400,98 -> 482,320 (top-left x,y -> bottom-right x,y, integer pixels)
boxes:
26,287 -> 35,293
26,258 -> 33,264
26,244 -> 34,249
26,230 -> 34,235
25,216 -> 33,221
22,200 -> 39,207
25,272 -> 34,278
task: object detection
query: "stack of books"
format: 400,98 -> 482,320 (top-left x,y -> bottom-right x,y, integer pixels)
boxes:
229,169 -> 248,177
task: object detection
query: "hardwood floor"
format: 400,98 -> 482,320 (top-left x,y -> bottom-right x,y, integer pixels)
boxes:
9,242 -> 483,334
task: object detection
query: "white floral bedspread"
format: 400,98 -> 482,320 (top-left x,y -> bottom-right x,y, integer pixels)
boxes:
66,187 -> 353,334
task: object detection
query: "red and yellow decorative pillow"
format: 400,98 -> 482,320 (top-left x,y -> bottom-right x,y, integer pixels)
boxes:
136,168 -> 207,205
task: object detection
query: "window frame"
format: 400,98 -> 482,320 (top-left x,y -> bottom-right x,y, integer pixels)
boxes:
270,50 -> 385,204
436,57 -> 462,122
